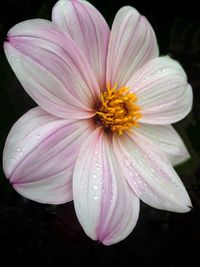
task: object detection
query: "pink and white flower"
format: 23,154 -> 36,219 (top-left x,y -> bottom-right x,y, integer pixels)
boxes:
3,0 -> 193,245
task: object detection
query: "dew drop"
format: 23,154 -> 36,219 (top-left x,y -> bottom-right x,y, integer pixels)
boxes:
128,171 -> 134,177
125,159 -> 130,167
11,157 -> 15,162
93,184 -> 98,191
133,181 -> 137,186
16,147 -> 21,152
92,174 -> 97,179
176,185 -> 181,190
15,58 -> 21,63
94,195 -> 98,200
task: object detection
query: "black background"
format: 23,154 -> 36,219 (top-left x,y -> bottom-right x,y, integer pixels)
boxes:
0,0 -> 200,266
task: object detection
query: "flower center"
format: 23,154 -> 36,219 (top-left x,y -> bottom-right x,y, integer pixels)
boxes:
96,83 -> 142,135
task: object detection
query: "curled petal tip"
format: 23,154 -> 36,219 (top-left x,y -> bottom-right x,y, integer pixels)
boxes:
188,201 -> 193,210
4,36 -> 10,43
182,205 -> 193,213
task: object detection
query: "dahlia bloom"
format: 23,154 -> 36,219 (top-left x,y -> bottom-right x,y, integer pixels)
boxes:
3,0 -> 193,245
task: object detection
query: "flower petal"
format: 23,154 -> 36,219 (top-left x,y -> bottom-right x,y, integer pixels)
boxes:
127,56 -> 193,124
113,130 -> 192,213
3,107 -> 94,204
137,124 -> 190,166
4,19 -> 100,119
52,0 -> 110,89
107,6 -> 158,87
73,128 -> 139,245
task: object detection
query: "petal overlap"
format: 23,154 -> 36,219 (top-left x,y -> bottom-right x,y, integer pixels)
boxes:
136,124 -> 190,166
113,130 -> 192,212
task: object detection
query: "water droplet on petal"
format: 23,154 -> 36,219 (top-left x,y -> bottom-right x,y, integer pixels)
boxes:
93,185 -> 98,191
16,58 -> 21,63
128,171 -> 134,177
125,159 -> 130,167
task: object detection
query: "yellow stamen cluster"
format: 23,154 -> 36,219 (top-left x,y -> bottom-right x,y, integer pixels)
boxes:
96,83 -> 142,135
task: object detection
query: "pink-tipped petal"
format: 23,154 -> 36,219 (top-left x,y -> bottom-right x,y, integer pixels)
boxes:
52,0 -> 110,89
4,19 -> 100,119
113,130 -> 192,213
107,6 -> 158,87
137,124 -> 190,166
3,107 -> 94,204
127,56 -> 193,124
73,128 -> 139,245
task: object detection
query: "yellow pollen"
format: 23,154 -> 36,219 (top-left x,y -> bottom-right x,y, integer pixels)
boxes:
96,83 -> 142,135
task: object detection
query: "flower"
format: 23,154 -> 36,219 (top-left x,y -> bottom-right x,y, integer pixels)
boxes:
3,0 -> 193,245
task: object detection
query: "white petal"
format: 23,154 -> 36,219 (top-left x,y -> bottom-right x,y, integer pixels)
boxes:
107,6 -> 158,87
137,124 -> 190,166
52,0 -> 110,89
113,130 -> 192,213
4,19 -> 99,119
3,107 -> 94,204
73,128 -> 139,245
127,56 -> 193,124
